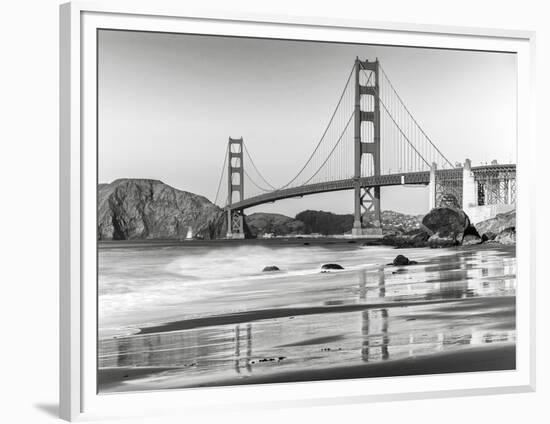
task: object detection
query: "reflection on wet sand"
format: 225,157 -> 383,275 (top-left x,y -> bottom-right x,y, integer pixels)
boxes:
98,245 -> 516,392
361,309 -> 389,362
234,324 -> 252,374
358,268 -> 389,362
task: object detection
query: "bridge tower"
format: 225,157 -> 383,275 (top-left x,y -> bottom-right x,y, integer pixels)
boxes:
226,137 -> 245,239
352,57 -> 383,237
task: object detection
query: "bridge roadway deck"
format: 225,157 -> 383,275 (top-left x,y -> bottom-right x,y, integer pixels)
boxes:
229,171 -> 430,210
227,164 -> 516,211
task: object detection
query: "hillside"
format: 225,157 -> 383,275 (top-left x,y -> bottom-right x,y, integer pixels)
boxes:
295,209 -> 422,235
295,210 -> 353,235
475,209 -> 515,236
97,179 -> 226,240
245,213 -> 304,237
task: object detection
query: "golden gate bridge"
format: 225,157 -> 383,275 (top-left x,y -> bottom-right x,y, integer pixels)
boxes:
213,58 -> 516,238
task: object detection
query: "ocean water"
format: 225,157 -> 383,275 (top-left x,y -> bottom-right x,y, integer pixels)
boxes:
98,241 -> 516,391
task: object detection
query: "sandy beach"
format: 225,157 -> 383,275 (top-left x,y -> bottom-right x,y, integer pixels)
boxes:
98,241 -> 516,393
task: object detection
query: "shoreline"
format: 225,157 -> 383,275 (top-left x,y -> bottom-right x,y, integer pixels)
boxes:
98,343 -> 516,392
136,296 -> 515,336
98,237 -> 384,249
98,237 -> 516,251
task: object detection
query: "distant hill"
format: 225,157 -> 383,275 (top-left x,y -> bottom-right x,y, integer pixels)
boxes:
245,213 -> 304,237
97,179 -> 226,240
295,209 -> 422,235
295,210 -> 354,235
375,210 -> 424,234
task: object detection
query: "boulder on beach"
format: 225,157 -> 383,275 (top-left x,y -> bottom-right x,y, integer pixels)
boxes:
321,263 -> 344,272
475,210 -> 516,245
262,266 -> 280,272
391,254 -> 417,266
495,227 -> 516,245
382,228 -> 430,248
464,223 -> 481,238
422,207 -> 470,248
462,234 -> 482,246
476,210 -> 515,236
428,232 -> 459,248
462,223 -> 481,245
440,193 -> 461,209
481,231 -> 497,242
422,207 -> 470,236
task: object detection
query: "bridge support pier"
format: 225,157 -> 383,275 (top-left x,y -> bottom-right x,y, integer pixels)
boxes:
352,185 -> 383,237
351,57 -> 382,238
226,209 -> 245,239
226,137 -> 246,239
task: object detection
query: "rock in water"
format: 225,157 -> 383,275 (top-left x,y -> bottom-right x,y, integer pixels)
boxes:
393,255 -> 408,265
391,254 -> 417,266
321,263 -> 344,272
262,266 -> 280,272
422,207 -> 470,247
495,227 -> 516,245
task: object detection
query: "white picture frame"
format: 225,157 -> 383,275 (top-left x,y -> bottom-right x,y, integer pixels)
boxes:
60,1 -> 537,421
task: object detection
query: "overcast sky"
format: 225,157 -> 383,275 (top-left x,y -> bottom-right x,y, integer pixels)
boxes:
98,30 -> 516,216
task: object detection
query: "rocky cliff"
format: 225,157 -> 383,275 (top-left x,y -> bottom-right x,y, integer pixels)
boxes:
475,210 -> 516,245
475,210 -> 515,237
97,179 -> 226,240
384,206 -> 517,248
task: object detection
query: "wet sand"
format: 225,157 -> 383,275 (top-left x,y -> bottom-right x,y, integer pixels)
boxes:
138,296 -> 513,335
99,343 -> 515,391
98,242 -> 516,393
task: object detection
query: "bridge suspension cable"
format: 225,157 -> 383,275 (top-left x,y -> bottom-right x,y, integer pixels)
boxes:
243,168 -> 273,192
242,142 -> 277,190
360,62 -> 430,168
275,62 -> 356,190
300,111 -> 355,186
378,64 -> 453,169
295,70 -> 374,186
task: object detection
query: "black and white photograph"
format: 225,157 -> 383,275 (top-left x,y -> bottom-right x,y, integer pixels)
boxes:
96,30 -> 517,393
5,0 -> 550,422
